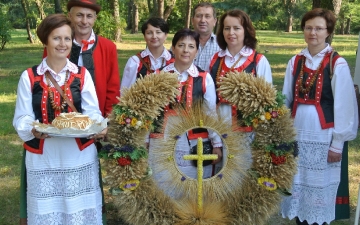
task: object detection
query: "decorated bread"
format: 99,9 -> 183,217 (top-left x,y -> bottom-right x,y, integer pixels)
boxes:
52,112 -> 94,130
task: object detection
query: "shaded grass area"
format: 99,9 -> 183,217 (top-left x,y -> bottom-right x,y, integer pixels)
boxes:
0,29 -> 359,225
0,134 -> 23,225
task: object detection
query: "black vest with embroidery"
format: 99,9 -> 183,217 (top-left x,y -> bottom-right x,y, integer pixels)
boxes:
290,52 -> 338,128
25,66 -> 91,152
136,52 -> 175,79
69,36 -> 98,83
153,67 -> 206,134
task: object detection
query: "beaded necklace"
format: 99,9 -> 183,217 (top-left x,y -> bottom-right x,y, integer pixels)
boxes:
144,57 -> 165,73
215,55 -> 243,88
45,71 -> 70,111
297,56 -> 324,94
180,76 -> 190,104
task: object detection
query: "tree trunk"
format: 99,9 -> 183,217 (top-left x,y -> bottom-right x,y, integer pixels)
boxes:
34,0 -> 46,20
332,0 -> 342,16
340,22 -> 344,35
153,0 -> 158,17
285,0 -> 296,32
345,16 -> 351,34
163,0 -> 176,21
158,0 -> 164,18
312,0 -> 321,8
21,0 -> 35,43
286,15 -> 293,32
54,0 -> 62,13
132,3 -> 139,33
127,0 -> 133,30
147,0 -> 153,15
113,0 -> 122,42
184,0 -> 191,28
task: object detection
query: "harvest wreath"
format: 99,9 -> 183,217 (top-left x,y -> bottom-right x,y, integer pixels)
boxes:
99,71 -> 298,225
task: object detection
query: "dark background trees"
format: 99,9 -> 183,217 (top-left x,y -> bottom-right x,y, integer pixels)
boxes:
0,0 -> 360,46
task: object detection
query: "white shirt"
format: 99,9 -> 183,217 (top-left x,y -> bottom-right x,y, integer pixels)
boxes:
73,30 -> 96,67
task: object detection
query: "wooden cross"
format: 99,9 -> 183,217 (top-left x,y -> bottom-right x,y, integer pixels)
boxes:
183,137 -> 218,214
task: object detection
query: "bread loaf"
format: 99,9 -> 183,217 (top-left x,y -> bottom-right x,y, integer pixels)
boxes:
52,112 -> 94,130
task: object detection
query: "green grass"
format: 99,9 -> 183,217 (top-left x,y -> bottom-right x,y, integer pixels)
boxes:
0,29 -> 359,225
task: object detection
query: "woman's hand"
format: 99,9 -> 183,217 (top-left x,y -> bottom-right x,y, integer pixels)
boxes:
90,127 -> 108,142
212,147 -> 223,164
327,150 -> 342,163
31,128 -> 49,139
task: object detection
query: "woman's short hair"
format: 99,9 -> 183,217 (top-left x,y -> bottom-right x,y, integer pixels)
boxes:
141,17 -> 169,34
37,14 -> 73,45
216,10 -> 257,50
301,8 -> 336,34
172,28 -> 200,49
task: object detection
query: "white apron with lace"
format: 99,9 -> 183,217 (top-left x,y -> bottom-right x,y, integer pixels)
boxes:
280,104 -> 341,224
26,138 -> 103,225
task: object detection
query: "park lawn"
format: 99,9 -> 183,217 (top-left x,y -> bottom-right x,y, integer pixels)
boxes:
0,29 -> 359,225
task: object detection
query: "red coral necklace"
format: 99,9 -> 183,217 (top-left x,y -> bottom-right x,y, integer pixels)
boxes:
297,56 -> 324,94
45,71 -> 70,111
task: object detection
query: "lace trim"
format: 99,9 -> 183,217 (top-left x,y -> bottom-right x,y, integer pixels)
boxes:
281,140 -> 341,224
27,162 -> 99,198
28,205 -> 103,225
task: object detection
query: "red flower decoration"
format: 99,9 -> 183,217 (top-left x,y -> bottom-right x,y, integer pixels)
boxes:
117,157 -> 132,166
271,111 -> 278,118
271,153 -> 286,165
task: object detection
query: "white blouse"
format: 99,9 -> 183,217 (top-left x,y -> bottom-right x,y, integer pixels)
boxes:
209,46 -> 273,83
121,47 -> 173,93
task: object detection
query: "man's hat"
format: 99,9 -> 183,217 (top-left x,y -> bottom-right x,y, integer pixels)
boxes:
67,0 -> 101,14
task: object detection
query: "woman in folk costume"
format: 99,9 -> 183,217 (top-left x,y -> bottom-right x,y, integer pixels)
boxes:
209,9 -> 273,172
121,17 -> 174,91
150,28 -> 222,182
209,9 -> 272,123
280,8 -> 358,225
13,14 -> 106,225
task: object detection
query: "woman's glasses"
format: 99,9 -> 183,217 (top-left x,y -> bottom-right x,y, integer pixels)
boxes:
304,26 -> 327,32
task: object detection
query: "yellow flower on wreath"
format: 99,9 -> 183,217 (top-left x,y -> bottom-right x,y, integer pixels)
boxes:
252,118 -> 259,128
257,177 -> 277,191
265,112 -> 272,120
131,117 -> 138,127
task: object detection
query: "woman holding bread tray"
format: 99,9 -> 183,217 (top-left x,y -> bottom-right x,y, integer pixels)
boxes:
13,14 -> 106,224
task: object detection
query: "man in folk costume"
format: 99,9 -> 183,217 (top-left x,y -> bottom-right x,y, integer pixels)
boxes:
67,0 -> 120,118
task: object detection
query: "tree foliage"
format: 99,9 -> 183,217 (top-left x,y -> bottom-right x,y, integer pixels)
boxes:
1,0 -> 360,42
0,4 -> 12,50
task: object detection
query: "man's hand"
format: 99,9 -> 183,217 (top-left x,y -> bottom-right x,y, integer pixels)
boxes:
90,127 -> 108,142
212,147 -> 222,164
